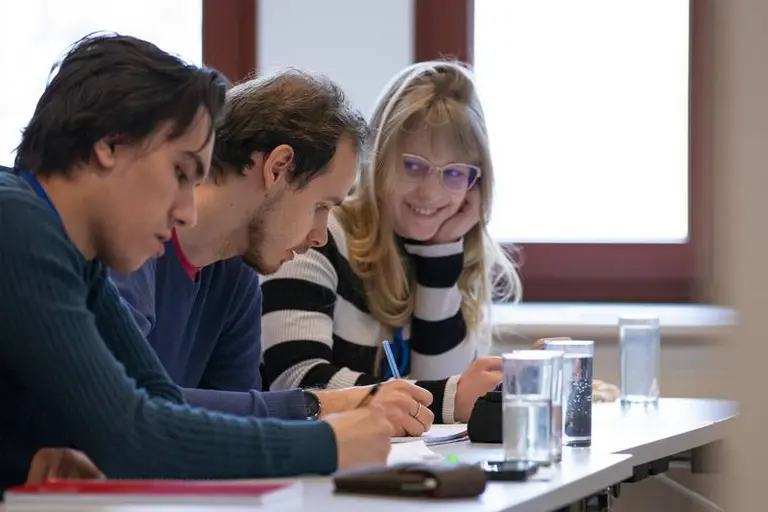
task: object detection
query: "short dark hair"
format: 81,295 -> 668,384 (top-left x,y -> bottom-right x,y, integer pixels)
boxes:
15,33 -> 229,177
211,68 -> 369,188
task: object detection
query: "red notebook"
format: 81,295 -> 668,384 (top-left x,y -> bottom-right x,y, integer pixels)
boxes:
3,479 -> 302,506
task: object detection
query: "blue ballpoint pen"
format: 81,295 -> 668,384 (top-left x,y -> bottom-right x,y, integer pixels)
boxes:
382,340 -> 401,379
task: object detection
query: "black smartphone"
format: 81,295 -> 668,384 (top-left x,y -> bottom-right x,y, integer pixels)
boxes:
480,460 -> 539,481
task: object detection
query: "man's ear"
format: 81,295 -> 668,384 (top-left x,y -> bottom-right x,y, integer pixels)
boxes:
262,144 -> 294,191
92,137 -> 119,171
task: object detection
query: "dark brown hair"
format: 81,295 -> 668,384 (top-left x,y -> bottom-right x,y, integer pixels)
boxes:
15,32 -> 228,177
211,68 -> 369,188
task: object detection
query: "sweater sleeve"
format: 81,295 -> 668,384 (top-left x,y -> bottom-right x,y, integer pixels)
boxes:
402,238 -> 475,423
0,193 -> 337,479
260,240 -> 348,390
182,388 -> 307,420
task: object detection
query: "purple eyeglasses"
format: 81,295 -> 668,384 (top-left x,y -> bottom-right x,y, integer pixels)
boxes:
401,153 -> 481,191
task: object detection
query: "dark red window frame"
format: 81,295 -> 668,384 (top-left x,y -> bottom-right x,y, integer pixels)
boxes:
203,0 -> 257,83
415,0 -> 712,303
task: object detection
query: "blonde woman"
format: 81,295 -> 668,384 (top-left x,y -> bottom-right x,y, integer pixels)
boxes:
260,61 -> 521,425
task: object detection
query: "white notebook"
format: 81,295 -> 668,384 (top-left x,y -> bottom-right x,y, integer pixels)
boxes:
391,424 -> 469,446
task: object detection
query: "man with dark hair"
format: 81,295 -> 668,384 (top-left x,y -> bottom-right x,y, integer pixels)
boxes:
0,33 -> 394,491
110,69 -> 435,434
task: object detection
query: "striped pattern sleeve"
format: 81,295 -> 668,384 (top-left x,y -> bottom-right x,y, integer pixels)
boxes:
261,216 -> 380,391
402,239 -> 474,423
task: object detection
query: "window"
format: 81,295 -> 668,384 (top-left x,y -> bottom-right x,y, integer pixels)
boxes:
474,1 -> 690,244
0,0 -> 255,165
414,0 -> 708,302
0,0 -> 201,163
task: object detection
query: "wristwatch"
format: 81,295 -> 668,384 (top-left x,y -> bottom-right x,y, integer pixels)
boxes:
303,390 -> 322,420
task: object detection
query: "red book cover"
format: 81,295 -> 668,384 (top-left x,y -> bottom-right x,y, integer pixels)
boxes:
3,479 -> 302,506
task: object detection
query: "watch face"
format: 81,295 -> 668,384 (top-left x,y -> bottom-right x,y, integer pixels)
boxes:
304,391 -> 321,419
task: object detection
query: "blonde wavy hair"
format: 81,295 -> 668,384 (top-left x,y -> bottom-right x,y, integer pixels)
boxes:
336,60 -> 521,340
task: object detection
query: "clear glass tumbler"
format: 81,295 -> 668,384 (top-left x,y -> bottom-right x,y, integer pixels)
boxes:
619,316 -> 661,404
501,350 -> 554,463
544,340 -> 594,447
547,350 -> 565,463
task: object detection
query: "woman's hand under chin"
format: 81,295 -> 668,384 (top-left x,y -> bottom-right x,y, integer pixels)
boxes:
427,187 -> 481,244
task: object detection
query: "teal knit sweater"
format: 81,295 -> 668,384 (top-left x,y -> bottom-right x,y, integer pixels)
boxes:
0,169 -> 337,490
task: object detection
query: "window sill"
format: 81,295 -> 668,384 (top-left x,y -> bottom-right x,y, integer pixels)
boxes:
491,303 -> 736,342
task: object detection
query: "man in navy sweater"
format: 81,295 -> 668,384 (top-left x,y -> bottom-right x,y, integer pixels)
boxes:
110,70 -> 435,435
0,33 -> 393,490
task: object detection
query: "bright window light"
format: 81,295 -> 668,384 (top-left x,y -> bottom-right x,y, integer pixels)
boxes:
0,0 -> 202,164
474,0 -> 690,243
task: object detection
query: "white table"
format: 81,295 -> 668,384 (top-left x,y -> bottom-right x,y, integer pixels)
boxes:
0,452 -> 633,512
591,398 -> 735,466
430,398 -> 735,470
0,398 -> 735,512
292,451 -> 632,512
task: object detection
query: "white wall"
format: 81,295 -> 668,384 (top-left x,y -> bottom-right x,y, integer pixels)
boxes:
258,0 -> 413,119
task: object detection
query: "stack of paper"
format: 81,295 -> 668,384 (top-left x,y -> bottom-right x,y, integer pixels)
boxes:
392,424 -> 469,446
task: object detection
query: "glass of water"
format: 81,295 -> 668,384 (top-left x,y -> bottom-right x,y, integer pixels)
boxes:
547,351 -> 565,463
544,340 -> 594,447
501,351 -> 554,463
619,316 -> 660,404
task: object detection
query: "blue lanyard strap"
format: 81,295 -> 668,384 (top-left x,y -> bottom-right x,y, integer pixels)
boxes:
19,170 -> 61,222
382,327 -> 409,379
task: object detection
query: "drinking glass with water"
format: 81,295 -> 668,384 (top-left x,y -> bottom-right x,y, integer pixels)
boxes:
619,316 -> 660,404
547,351 -> 565,463
544,340 -> 594,448
501,351 -> 555,463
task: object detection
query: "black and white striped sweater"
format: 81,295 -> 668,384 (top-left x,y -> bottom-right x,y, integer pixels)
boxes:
260,213 -> 474,423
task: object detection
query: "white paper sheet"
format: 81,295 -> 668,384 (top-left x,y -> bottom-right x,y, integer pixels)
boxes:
391,424 -> 468,445
386,440 -> 445,465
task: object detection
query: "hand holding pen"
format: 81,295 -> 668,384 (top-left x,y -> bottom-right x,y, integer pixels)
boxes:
357,382 -> 383,408
325,387 -> 394,470
347,341 -> 435,437
353,340 -> 399,409
328,338 -> 435,456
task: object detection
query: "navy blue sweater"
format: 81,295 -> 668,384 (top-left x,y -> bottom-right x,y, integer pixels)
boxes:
110,240 -> 306,420
0,169 -> 336,490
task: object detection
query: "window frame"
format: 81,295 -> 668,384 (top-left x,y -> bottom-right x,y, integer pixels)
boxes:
203,0 -> 257,83
415,0 -> 712,303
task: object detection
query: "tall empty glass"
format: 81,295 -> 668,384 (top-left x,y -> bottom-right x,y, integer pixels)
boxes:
544,340 -> 594,447
501,351 -> 554,463
619,316 -> 660,404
